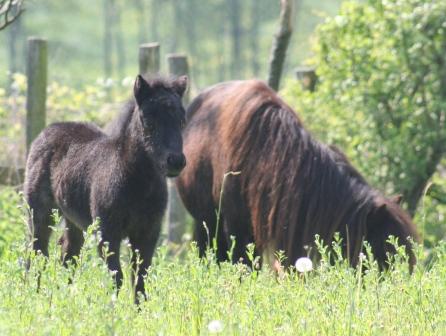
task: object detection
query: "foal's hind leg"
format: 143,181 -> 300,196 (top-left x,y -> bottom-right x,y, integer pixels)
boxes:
26,195 -> 55,258
59,219 -> 84,266
25,160 -> 56,257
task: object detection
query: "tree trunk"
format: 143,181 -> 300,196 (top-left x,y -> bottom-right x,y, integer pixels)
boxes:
267,0 -> 294,91
7,4 -> 23,90
249,0 -> 260,76
217,1 -> 227,82
112,0 -> 126,79
404,146 -> 444,216
133,0 -> 147,44
185,0 -> 198,80
170,0 -> 183,52
150,0 -> 159,42
228,0 -> 242,79
103,0 -> 113,79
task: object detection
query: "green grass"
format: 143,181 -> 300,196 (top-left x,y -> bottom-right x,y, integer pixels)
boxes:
0,188 -> 445,335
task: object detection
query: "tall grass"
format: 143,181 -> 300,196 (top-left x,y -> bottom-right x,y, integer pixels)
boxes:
0,188 -> 445,335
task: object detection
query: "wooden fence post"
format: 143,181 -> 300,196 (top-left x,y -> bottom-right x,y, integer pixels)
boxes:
166,53 -> 190,244
166,54 -> 190,104
295,66 -> 317,92
26,37 -> 47,154
139,42 -> 160,75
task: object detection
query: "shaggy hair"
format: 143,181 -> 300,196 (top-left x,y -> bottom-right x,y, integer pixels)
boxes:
177,80 -> 419,269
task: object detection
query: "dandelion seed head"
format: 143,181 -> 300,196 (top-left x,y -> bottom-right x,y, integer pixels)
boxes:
208,320 -> 224,333
359,252 -> 366,262
295,257 -> 313,273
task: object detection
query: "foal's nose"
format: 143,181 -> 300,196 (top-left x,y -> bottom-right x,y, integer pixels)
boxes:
166,153 -> 186,177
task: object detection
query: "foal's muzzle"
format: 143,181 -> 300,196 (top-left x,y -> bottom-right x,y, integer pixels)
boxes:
166,153 -> 186,177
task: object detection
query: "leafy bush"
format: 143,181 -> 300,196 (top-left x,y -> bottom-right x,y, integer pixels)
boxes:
0,74 -> 133,164
282,0 -> 446,245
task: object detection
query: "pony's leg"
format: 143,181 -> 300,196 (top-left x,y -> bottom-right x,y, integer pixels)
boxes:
27,201 -> 54,258
223,218 -> 257,265
25,171 -> 56,258
129,225 -> 161,302
98,233 -> 123,290
193,219 -> 210,258
194,216 -> 229,262
59,219 -> 84,266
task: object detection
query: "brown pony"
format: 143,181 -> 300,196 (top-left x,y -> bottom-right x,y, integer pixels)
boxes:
176,80 -> 419,269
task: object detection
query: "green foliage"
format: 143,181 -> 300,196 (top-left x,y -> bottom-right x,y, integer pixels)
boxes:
0,187 -> 24,256
0,0 -> 343,88
0,181 -> 445,335
0,199 -> 445,334
282,0 -> 446,244
0,74 -> 132,163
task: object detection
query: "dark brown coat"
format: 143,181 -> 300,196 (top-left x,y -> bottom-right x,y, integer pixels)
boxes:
25,75 -> 187,298
177,80 -> 418,269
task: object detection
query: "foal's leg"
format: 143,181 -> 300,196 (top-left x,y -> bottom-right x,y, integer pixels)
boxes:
129,225 -> 161,301
26,201 -> 54,258
59,219 -> 85,266
98,233 -> 123,290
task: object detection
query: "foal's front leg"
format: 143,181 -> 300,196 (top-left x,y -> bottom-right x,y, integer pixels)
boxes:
129,227 -> 160,302
98,233 -> 123,290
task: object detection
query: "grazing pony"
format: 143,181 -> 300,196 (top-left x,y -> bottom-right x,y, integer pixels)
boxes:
25,75 -> 187,297
176,80 -> 419,270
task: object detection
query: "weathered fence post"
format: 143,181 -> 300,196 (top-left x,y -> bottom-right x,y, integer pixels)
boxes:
295,66 -> 317,92
139,42 -> 160,75
166,54 -> 190,104
166,53 -> 190,244
26,37 -> 47,154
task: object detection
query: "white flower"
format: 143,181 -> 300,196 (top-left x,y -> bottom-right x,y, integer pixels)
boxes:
359,252 -> 366,262
294,257 -> 313,273
208,320 -> 224,333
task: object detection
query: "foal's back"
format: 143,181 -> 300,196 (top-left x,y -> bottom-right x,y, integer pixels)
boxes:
25,121 -> 110,227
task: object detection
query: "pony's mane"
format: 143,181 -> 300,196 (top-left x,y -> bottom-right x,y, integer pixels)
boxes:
218,80 -> 412,263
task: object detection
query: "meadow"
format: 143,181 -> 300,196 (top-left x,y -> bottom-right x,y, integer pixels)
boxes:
0,0 -> 445,334
0,186 -> 445,335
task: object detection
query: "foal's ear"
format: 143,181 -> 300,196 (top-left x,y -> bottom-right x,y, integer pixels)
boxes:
134,74 -> 152,106
172,75 -> 188,97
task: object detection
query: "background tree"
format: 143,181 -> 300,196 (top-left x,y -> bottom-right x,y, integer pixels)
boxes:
283,0 -> 446,244
0,0 -> 24,31
228,0 -> 242,79
267,0 -> 294,91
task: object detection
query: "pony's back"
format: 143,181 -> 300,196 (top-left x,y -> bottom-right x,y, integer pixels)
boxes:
177,80 -> 418,268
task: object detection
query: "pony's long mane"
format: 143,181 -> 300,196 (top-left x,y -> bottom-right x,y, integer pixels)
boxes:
215,80 -> 413,264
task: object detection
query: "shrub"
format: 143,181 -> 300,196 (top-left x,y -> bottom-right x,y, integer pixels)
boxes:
282,0 -> 446,245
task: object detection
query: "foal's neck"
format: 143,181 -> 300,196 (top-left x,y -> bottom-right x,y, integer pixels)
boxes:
115,105 -> 152,163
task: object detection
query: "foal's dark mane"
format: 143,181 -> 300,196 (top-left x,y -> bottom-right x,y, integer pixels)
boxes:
216,80 -> 416,264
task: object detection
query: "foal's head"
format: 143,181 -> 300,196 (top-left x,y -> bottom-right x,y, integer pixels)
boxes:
133,75 -> 188,177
